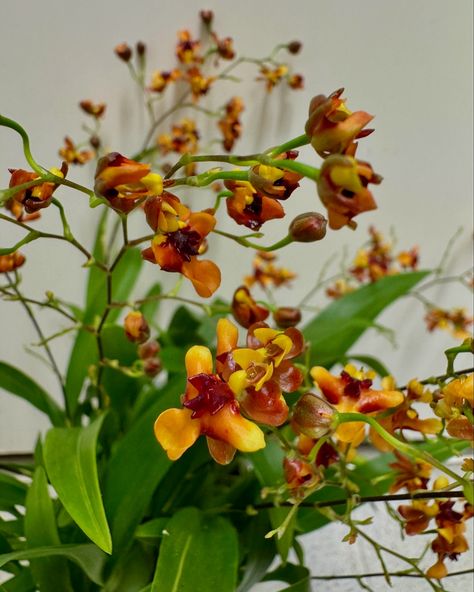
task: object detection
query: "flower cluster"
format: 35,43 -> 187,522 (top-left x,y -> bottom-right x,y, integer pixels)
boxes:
154,319 -> 304,464
326,226 -> 419,298
305,88 -> 381,229
396,471 -> 474,578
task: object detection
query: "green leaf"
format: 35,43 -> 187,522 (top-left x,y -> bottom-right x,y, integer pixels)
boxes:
103,377 -> 182,556
44,414 -> 112,554
303,271 -> 429,366
139,283 -> 162,326
248,438 -> 294,561
0,471 -> 27,509
343,354 -> 391,377
134,518 -> 169,541
0,362 -> 64,426
85,208 -> 109,313
151,507 -> 238,592
167,306 -> 202,346
0,545 -> 106,585
237,512 -> 276,592
0,568 -> 36,592
102,542 -> 155,592
25,467 -> 72,591
264,563 -> 311,592
65,247 -> 143,415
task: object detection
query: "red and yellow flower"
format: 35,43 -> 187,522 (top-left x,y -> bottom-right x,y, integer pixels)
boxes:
249,158 -> 302,201
245,251 -> 296,289
310,364 -> 404,450
231,285 -> 269,329
227,322 -> 304,425
154,336 -> 265,465
305,88 -> 374,158
218,97 -> 244,152
94,153 -> 163,213
7,166 -> 65,221
142,193 -> 220,297
59,136 -> 95,165
224,179 -> 285,230
175,30 -> 201,64
317,154 -> 381,230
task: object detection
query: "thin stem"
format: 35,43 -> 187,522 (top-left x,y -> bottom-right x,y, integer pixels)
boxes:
213,229 -> 293,251
0,115 -> 46,175
6,272 -> 68,416
399,367 -> 474,390
266,133 -> 310,157
311,569 -> 473,581
0,289 -> 77,322
336,412 -> 470,491
254,490 -> 467,511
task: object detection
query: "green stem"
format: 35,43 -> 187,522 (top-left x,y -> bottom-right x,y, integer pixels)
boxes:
0,115 -> 46,175
266,133 -> 310,156
213,229 -> 293,251
267,158 -> 320,180
336,412 -> 470,491
171,170 -> 249,187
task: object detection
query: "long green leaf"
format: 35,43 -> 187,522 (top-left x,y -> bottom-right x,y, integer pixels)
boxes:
103,377 -> 182,556
0,471 -> 27,509
151,507 -> 238,592
303,271 -> 429,366
0,545 -> 105,585
85,208 -> 109,312
65,247 -> 142,414
0,362 -> 64,426
44,414 -> 112,553
24,467 -> 72,591
0,568 -> 36,592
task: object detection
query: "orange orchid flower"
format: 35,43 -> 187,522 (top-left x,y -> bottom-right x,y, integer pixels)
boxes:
94,153 -> 163,213
142,193 -> 221,298
227,322 -> 304,425
317,154 -> 381,230
7,166 -> 65,221
231,285 -> 269,329
305,88 -> 374,157
225,179 -> 285,231
310,364 -> 404,449
154,338 -> 265,465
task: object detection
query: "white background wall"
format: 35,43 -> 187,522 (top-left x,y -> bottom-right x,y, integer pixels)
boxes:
1,0 -> 472,449
0,1 -> 473,589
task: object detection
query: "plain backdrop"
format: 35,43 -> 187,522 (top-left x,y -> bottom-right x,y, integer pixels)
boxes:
0,1 -> 473,590
0,0 -> 472,448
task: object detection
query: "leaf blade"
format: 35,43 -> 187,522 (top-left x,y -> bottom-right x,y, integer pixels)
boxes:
44,415 -> 112,553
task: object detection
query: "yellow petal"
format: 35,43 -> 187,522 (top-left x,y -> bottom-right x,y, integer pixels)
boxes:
232,348 -> 265,370
154,408 -> 200,460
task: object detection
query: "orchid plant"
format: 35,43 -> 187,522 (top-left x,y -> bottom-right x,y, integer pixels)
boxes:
0,11 -> 472,592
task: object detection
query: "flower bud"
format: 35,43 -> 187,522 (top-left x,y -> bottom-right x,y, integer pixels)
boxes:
138,339 -> 160,360
0,252 -> 26,273
143,357 -> 162,378
90,135 -> 101,149
231,286 -> 269,328
283,457 -> 316,490
79,100 -> 106,118
291,392 -> 335,439
136,41 -> 146,56
199,10 -> 214,25
289,212 -> 327,242
273,307 -> 302,328
124,311 -> 150,344
287,41 -> 302,54
115,43 -> 132,62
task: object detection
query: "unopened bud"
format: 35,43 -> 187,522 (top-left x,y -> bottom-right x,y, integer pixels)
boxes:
90,135 -> 101,149
273,307 -> 302,328
289,212 -> 327,242
0,252 -> 26,273
138,339 -> 161,360
287,41 -> 302,54
136,41 -> 146,56
143,357 -> 162,377
124,311 -> 150,344
291,392 -> 335,439
115,43 -> 132,62
200,10 -> 214,25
